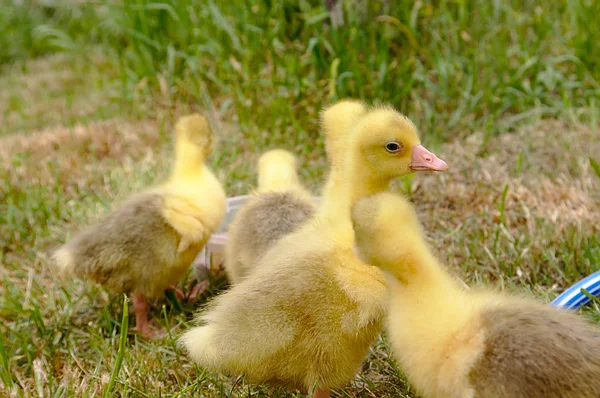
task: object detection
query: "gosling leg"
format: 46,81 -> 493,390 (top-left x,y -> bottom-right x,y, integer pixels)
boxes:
186,280 -> 210,301
310,387 -> 330,398
168,285 -> 186,300
132,293 -> 162,339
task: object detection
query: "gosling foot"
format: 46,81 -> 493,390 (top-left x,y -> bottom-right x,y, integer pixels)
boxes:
132,293 -> 165,339
186,280 -> 210,302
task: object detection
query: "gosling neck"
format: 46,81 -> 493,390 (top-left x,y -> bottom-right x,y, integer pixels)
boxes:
317,169 -> 348,219
317,150 -> 391,222
347,161 -> 390,207
171,142 -> 207,181
316,137 -> 352,220
383,237 -> 461,297
258,165 -> 299,193
382,236 -> 474,360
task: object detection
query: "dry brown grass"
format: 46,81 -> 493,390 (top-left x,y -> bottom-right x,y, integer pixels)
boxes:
413,121 -> 599,289
1,119 -> 160,178
418,120 -> 599,224
0,53 -> 127,135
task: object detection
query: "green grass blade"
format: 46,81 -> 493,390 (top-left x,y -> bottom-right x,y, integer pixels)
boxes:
0,331 -> 13,389
103,295 -> 129,398
590,157 -> 600,180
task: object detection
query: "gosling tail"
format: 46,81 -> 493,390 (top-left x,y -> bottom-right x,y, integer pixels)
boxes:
49,245 -> 76,278
179,325 -> 221,367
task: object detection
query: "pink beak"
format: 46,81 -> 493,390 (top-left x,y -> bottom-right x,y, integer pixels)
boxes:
409,144 -> 448,172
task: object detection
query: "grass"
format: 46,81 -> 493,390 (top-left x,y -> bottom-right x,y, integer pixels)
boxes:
1,0 -> 599,396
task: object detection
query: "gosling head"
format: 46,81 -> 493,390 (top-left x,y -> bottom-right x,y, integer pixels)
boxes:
350,107 -> 448,182
320,99 -> 367,160
175,113 -> 214,155
351,192 -> 423,270
258,149 -> 297,173
257,149 -> 300,191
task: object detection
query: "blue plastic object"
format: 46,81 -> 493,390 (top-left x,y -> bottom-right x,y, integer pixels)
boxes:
550,270 -> 600,310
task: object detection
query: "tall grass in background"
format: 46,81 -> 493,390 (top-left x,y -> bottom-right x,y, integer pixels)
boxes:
2,0 -> 599,143
0,0 -> 98,63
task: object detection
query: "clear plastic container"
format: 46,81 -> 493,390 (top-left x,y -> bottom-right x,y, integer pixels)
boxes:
193,194 -> 320,279
193,195 -> 250,277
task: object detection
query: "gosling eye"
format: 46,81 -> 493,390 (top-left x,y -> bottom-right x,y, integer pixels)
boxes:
385,141 -> 403,153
